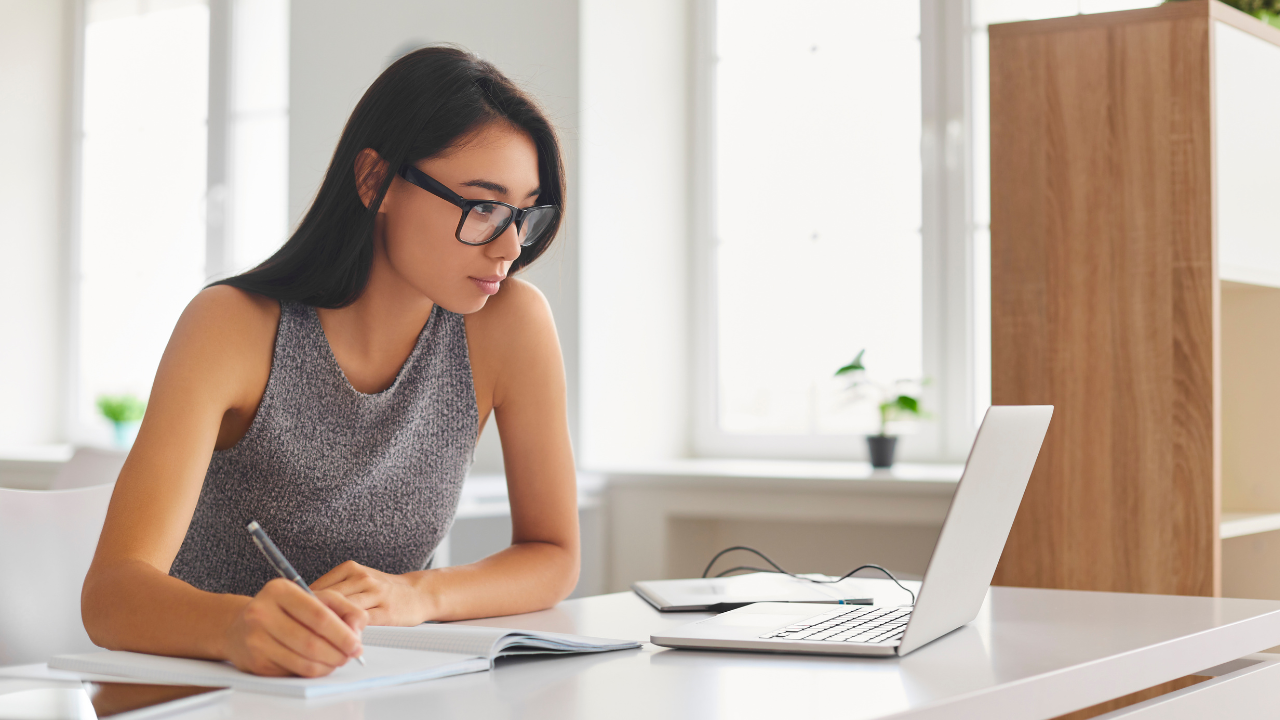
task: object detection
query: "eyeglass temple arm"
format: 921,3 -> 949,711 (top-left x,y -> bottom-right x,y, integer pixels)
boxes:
398,164 -> 468,208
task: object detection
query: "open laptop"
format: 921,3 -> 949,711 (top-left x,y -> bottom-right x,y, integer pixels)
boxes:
651,405 -> 1053,658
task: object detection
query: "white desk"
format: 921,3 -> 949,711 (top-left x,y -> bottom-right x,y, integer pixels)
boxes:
5,588 -> 1280,719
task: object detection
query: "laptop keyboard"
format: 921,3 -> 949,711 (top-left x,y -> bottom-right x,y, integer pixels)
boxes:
760,606 -> 912,644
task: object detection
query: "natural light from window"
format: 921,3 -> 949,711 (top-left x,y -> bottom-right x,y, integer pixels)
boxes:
78,0 -> 209,443
714,0 -> 922,437
76,0 -> 288,444
228,0 -> 289,273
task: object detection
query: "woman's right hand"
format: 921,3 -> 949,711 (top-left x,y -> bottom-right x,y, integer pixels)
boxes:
223,578 -> 368,677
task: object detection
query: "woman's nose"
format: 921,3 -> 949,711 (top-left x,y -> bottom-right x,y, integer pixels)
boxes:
487,220 -> 523,262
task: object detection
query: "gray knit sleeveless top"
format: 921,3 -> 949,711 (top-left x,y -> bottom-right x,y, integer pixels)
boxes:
169,300 -> 478,596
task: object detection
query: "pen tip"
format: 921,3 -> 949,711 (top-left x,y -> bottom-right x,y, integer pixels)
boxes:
356,655 -> 367,666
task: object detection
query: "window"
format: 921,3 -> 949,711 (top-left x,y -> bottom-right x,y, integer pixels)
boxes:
76,0 -> 210,444
698,0 -> 1160,461
222,0 -> 291,275
713,1 -> 923,439
697,0 -> 941,461
72,0 -> 289,445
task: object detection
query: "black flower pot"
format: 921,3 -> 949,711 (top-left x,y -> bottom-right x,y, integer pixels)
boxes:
867,435 -> 898,469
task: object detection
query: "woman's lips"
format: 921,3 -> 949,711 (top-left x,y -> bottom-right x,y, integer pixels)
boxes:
470,276 -> 504,295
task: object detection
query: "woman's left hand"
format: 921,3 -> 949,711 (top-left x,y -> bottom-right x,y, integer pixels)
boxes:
311,561 -> 427,626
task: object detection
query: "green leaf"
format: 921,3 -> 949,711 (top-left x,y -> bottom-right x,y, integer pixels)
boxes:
834,349 -> 867,377
893,395 -> 920,414
96,394 -> 147,423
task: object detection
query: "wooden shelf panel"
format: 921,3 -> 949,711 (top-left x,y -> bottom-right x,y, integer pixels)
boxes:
990,1 -> 1280,595
1221,512 -> 1280,539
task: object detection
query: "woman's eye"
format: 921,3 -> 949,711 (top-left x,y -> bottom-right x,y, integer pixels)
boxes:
473,203 -> 497,218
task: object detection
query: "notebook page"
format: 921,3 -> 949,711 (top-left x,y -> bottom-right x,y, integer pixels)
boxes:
490,631 -> 641,656
362,624 -> 508,658
363,625 -> 641,660
49,646 -> 488,698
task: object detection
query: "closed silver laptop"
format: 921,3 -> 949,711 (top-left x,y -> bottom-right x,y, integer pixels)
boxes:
650,405 -> 1053,657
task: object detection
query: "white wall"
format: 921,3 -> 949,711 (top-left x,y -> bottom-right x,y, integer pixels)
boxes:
0,0 -> 74,447
0,0 -> 692,468
578,0 -> 693,466
288,0 -> 580,473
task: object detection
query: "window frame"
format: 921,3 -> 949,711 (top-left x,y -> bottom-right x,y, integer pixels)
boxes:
691,0 -> 979,463
66,0 -> 286,445
67,0 -> 216,446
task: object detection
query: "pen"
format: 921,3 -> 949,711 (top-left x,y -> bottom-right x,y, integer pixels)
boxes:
246,520 -> 366,667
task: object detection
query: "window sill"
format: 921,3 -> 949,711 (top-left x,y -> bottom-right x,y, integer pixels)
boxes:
589,458 -> 963,494
458,472 -> 605,519
0,444 -> 74,463
0,444 -> 75,490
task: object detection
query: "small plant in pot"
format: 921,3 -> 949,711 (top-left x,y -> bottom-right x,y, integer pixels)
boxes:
97,393 -> 147,449
834,350 -> 928,469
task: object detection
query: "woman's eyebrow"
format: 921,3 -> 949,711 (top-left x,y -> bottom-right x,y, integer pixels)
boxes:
460,179 -> 540,198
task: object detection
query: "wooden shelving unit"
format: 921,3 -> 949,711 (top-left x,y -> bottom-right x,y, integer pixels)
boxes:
989,0 -> 1280,599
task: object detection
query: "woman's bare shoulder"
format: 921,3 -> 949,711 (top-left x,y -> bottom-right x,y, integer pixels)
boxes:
159,285 -> 281,403
185,284 -> 280,330
465,277 -> 554,346
464,278 -> 562,403
179,285 -> 278,341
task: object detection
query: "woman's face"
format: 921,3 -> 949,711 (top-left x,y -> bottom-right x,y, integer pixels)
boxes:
368,120 -> 542,314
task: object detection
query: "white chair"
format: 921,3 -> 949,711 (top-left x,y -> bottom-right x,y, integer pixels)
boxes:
50,446 -> 127,490
0,483 -> 115,665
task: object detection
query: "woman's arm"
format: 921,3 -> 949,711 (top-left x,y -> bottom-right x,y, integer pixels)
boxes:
311,279 -> 580,623
81,287 -> 367,676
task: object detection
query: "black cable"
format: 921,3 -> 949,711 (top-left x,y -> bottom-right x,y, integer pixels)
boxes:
701,545 -> 917,605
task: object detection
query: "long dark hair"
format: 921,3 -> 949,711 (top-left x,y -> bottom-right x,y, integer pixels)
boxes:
213,46 -> 565,308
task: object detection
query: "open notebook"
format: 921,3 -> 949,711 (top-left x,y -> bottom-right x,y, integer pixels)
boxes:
49,625 -> 639,698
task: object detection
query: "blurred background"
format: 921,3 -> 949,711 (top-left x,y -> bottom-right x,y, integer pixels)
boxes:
0,0 -> 1165,597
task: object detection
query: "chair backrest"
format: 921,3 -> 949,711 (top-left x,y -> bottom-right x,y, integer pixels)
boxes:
50,447 -> 127,490
0,483 -> 115,665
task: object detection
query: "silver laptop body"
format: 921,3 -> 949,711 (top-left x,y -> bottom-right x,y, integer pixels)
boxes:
650,405 -> 1053,657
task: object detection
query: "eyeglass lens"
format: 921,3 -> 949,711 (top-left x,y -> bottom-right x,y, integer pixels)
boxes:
461,204 -> 556,247
516,207 -> 556,246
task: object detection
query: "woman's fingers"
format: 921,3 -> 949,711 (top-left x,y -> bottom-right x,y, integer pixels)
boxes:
271,583 -> 364,660
338,590 -> 380,608
263,605 -> 351,670
228,607 -> 341,678
248,644 -> 316,678
317,577 -> 380,604
227,579 -> 369,677
305,561 -> 419,627
309,560 -> 364,592
254,628 -> 344,678
316,589 -> 371,632
308,568 -> 347,593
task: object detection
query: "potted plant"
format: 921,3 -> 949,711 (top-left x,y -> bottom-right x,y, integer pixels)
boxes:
96,394 -> 147,449
1169,0 -> 1280,29
834,350 -> 927,469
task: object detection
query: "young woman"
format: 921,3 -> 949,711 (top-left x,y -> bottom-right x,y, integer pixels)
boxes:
81,47 -> 579,678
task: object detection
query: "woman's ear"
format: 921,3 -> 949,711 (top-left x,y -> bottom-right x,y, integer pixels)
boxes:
354,148 -> 390,210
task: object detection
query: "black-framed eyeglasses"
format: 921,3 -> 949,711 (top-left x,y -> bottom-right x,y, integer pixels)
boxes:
397,164 -> 557,247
